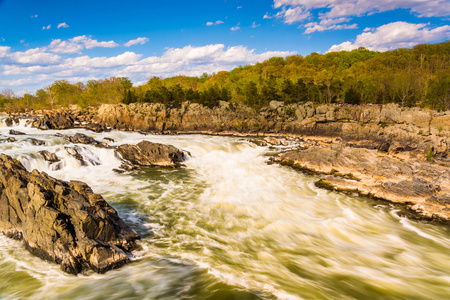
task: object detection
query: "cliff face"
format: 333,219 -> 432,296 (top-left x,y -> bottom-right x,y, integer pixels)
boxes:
84,102 -> 450,156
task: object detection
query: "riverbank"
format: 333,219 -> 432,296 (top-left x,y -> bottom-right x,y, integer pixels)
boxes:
3,101 -> 450,224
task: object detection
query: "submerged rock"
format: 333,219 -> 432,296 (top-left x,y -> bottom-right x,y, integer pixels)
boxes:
117,140 -> 187,168
28,138 -> 46,146
9,129 -> 26,135
0,154 -> 140,274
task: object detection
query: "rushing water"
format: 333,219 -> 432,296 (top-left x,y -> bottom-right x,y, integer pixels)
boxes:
0,117 -> 449,300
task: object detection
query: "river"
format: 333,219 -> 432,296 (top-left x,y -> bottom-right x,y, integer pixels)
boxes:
0,118 -> 449,299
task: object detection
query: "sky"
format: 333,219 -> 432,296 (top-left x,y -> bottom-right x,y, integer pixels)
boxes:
0,0 -> 449,95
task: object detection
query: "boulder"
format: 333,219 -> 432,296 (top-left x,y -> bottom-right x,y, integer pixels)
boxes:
28,138 -> 46,146
39,150 -> 59,162
0,154 -> 140,274
63,133 -> 100,145
117,140 -> 187,167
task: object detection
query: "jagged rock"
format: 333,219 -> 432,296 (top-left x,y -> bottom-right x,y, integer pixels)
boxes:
4,117 -> 17,127
65,146 -> 84,163
63,133 -> 100,145
32,112 -> 74,130
9,129 -> 26,135
44,112 -> 74,129
0,154 -> 140,274
39,150 -> 59,162
274,144 -> 450,221
28,138 -> 46,146
264,137 -> 288,146
83,123 -> 109,133
117,140 -> 187,167
113,162 -> 141,174
248,139 -> 268,147
103,137 -> 115,143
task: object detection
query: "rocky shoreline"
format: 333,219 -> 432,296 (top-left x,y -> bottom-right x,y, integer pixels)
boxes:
0,154 -> 140,274
1,101 -> 449,273
0,130 -> 188,274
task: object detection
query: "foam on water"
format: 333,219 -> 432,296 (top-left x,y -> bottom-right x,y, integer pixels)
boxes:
0,127 -> 449,299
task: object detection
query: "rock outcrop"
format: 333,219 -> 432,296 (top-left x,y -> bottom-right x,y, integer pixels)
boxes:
116,140 -> 187,168
0,154 -> 140,274
31,112 -> 74,130
273,144 -> 450,223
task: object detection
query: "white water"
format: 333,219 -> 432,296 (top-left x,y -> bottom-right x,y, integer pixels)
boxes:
0,117 -> 450,299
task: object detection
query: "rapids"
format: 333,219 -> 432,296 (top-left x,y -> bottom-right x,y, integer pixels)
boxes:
0,117 -> 449,299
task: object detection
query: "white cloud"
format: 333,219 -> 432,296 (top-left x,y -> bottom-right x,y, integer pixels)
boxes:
231,26 -> 240,31
206,20 -> 224,26
283,6 -> 311,24
116,44 -> 295,80
273,0 -> 450,19
0,41 -> 295,93
328,22 -> 450,52
263,12 -> 272,19
124,37 -> 149,47
48,35 -> 119,54
31,14 -> 38,18
304,18 -> 358,33
3,48 -> 61,65
42,25 -> 51,30
0,46 -> 11,58
57,22 -> 69,29
237,6 -> 242,9
252,22 -> 261,28
271,0 -> 450,33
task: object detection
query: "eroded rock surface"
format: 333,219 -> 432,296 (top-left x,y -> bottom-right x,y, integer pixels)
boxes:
117,140 -> 187,168
0,154 -> 140,274
274,144 -> 450,223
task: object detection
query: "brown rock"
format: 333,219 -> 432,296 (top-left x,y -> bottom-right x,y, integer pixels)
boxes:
0,154 -> 140,274
117,140 -> 187,167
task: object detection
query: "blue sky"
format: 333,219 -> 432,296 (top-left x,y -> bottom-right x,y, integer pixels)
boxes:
0,0 -> 449,94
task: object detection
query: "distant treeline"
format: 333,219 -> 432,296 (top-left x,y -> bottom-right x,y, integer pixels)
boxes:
1,41 -> 449,112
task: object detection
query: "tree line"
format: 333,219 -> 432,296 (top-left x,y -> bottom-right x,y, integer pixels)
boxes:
1,41 -> 449,112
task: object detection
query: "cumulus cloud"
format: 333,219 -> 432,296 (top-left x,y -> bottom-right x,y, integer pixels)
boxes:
0,40 -> 295,93
0,46 -> 11,58
0,38 -> 296,90
304,17 -> 358,33
3,48 -> 61,66
42,25 -> 51,30
124,37 -> 149,47
231,26 -> 240,31
57,22 -> 69,29
271,0 -> 450,33
48,35 -> 119,54
116,44 -> 295,80
328,22 -> 450,52
273,0 -> 450,19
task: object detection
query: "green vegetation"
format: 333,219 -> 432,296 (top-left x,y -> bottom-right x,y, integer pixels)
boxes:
1,42 -> 449,112
426,147 -> 435,162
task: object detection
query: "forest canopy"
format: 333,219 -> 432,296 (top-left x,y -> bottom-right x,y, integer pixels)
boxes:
1,41 -> 449,112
